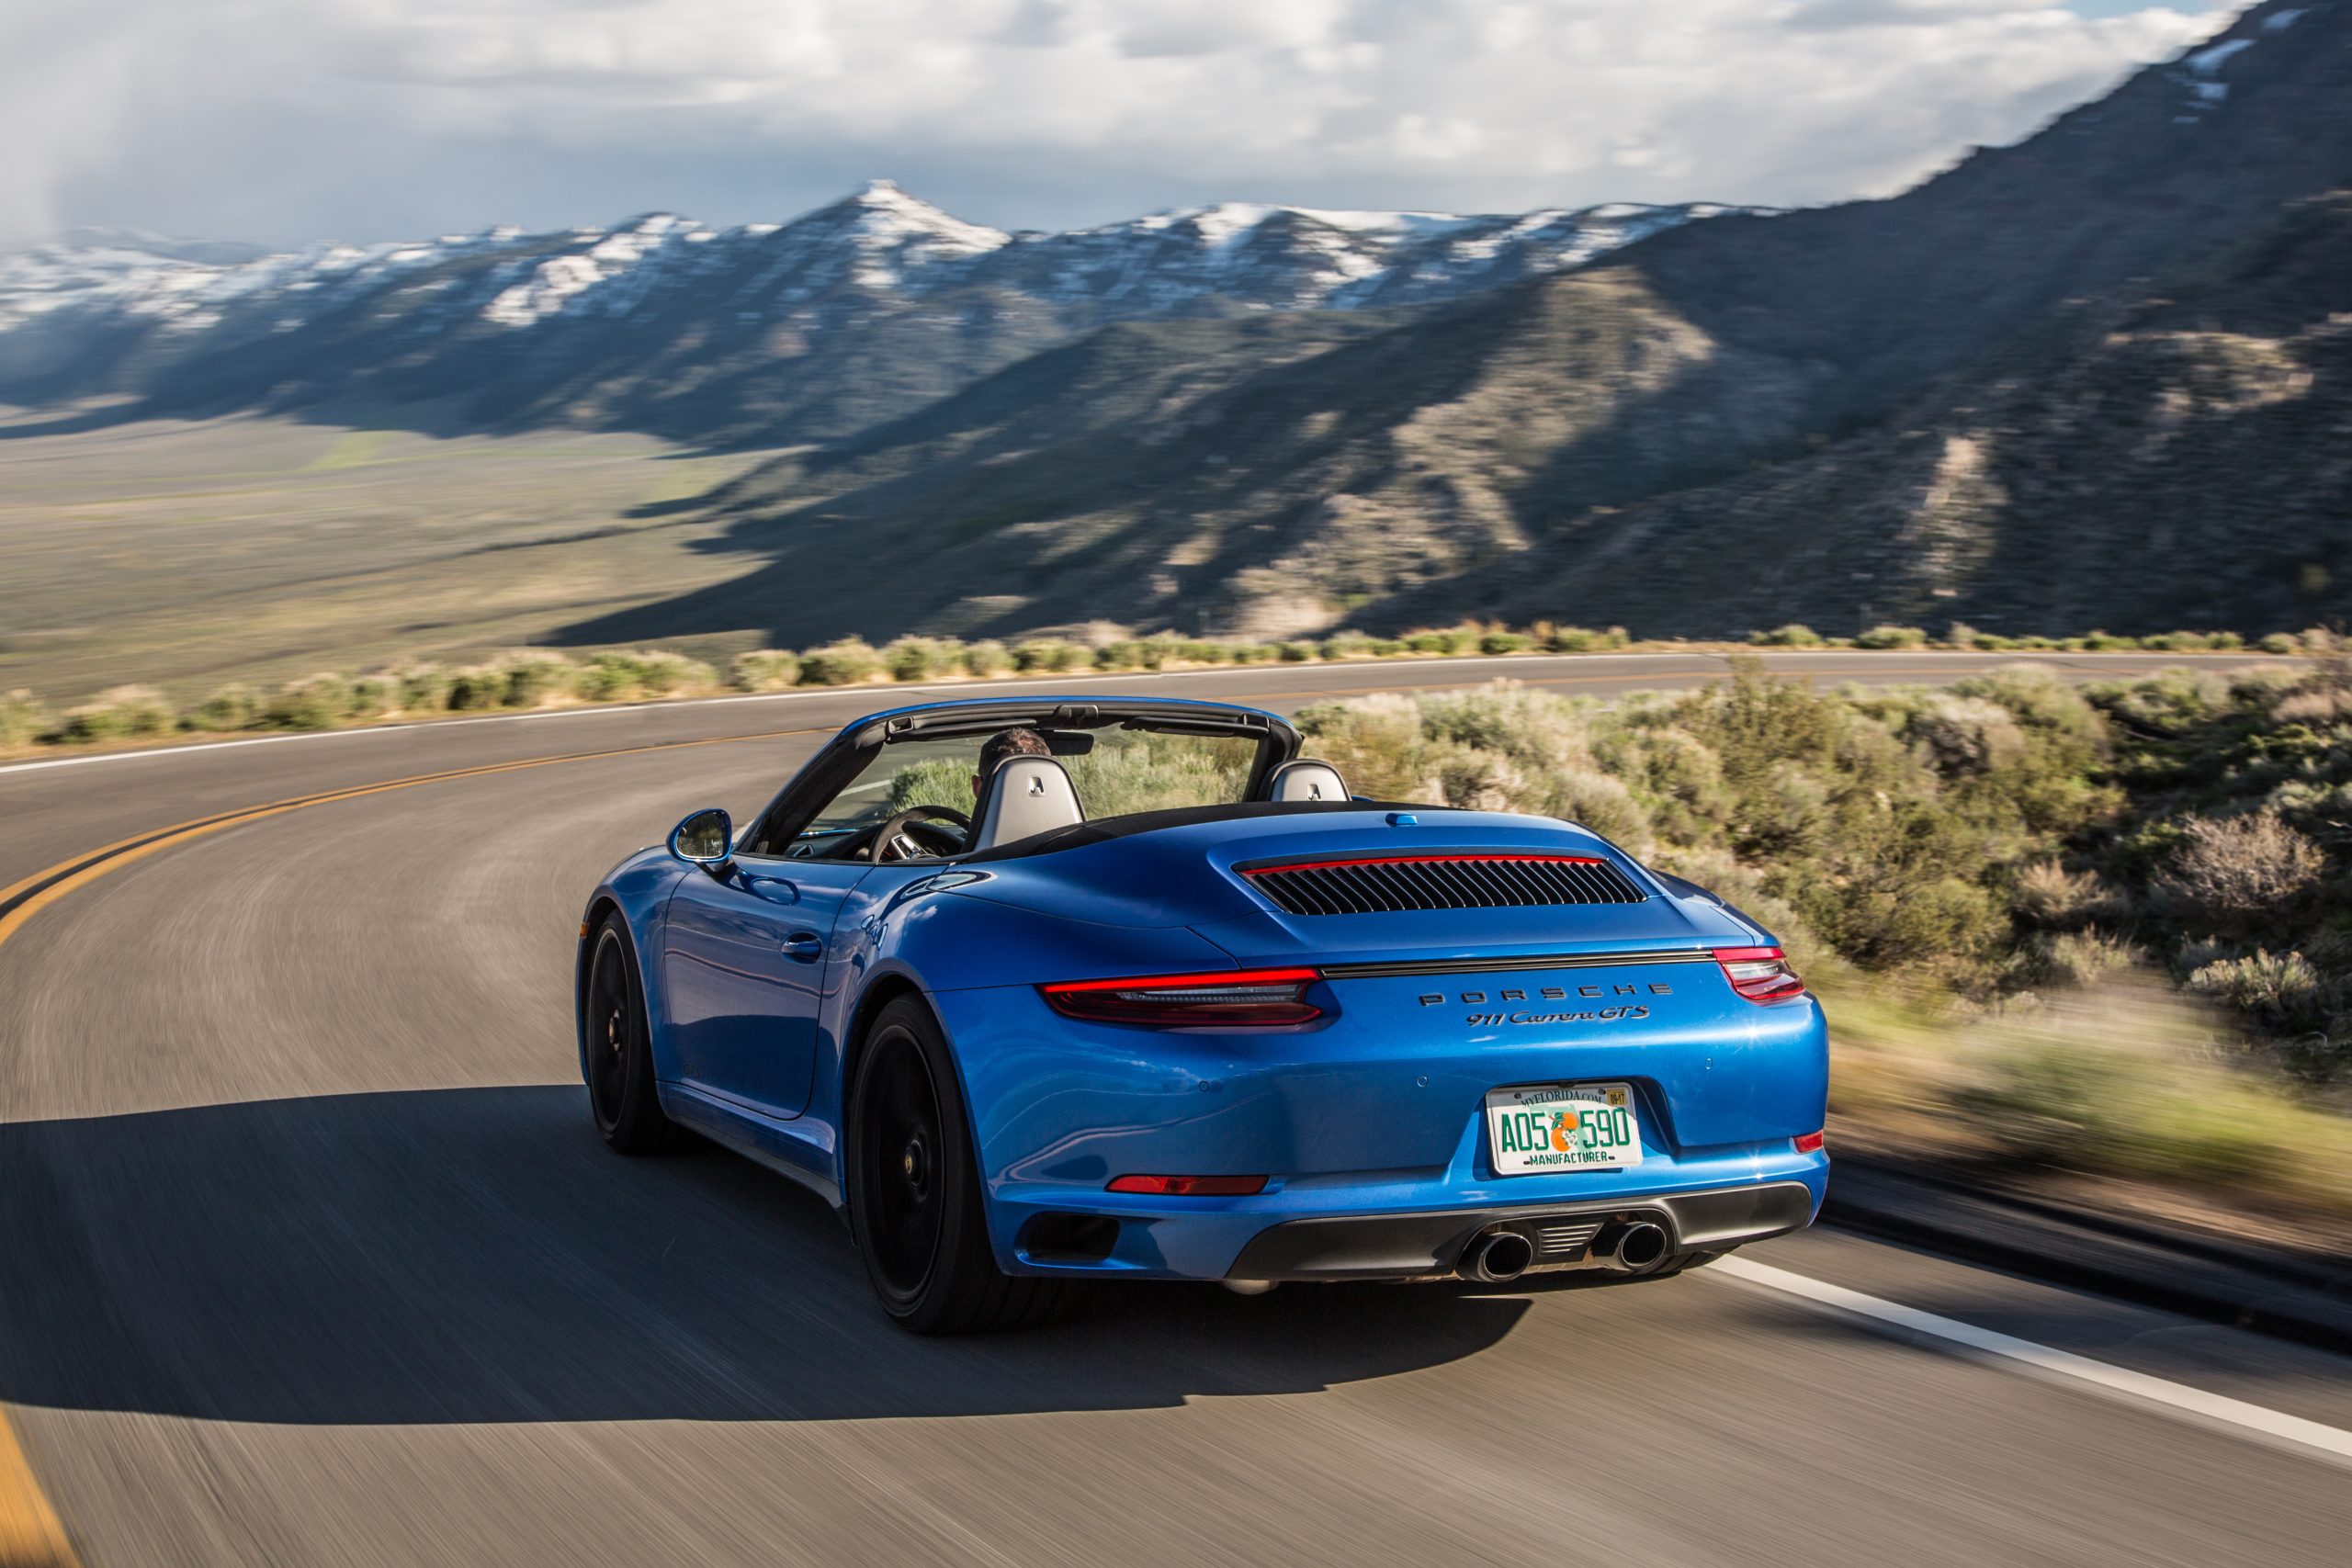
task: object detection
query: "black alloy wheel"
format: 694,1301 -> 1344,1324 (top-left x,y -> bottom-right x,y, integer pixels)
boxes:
847,998 -> 1065,1334
857,1021 -> 947,1301
583,918 -> 681,1154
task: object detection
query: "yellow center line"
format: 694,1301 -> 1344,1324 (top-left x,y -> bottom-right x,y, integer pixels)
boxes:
0,1408 -> 75,1568
0,723 -> 820,1558
0,727 -> 822,952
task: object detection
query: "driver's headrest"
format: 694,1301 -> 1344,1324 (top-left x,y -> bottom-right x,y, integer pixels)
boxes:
972,756 -> 1086,850
1264,759 -> 1351,804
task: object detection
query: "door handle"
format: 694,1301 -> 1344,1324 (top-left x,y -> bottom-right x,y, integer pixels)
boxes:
780,932 -> 824,962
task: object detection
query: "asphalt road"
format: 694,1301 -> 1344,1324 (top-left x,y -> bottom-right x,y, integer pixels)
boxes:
4,650 -> 2347,1568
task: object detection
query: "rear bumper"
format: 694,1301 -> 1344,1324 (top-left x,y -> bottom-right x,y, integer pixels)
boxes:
931,976 -> 1828,1281
993,1156 -> 1827,1280
1225,1179 -> 1817,1281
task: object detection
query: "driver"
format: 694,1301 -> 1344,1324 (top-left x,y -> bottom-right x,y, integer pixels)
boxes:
972,726 -> 1053,803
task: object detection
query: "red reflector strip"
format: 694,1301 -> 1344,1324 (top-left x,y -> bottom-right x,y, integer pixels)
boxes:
1792,1131 -> 1826,1155
1244,853 -> 1606,876
1106,1175 -> 1269,1197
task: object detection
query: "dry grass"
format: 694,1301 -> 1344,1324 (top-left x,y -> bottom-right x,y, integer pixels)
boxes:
0,410 -> 782,705
1828,976 -> 2352,1218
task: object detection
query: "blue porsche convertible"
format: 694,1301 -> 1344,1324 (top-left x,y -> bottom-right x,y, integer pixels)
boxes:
578,694 -> 1828,1332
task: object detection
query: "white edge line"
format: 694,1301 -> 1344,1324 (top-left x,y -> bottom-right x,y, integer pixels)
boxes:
0,650 -> 2262,780
1713,1256 -> 2352,1469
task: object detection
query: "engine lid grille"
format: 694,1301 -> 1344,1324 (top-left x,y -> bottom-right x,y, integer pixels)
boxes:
1239,853 -> 1647,916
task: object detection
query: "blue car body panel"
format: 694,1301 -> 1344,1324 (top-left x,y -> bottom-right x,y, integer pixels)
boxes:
579,696 -> 1829,1280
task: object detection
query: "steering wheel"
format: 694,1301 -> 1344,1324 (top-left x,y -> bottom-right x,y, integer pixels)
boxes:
869,804 -> 972,863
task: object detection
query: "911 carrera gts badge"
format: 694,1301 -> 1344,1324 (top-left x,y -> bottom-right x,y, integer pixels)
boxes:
1421,983 -> 1669,1029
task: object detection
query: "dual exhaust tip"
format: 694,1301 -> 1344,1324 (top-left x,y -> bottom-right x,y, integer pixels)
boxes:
1458,1220 -> 1671,1282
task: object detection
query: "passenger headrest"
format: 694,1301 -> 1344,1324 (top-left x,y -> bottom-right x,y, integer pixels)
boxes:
972,756 -> 1086,851
1265,759 -> 1351,804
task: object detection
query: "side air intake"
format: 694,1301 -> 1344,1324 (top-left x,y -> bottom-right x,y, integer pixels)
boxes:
1239,853 -> 1647,916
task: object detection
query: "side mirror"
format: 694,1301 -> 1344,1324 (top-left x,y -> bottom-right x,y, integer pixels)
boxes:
668,807 -> 734,873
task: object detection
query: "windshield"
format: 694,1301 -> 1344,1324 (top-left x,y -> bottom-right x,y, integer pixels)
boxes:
793,726 -> 1261,854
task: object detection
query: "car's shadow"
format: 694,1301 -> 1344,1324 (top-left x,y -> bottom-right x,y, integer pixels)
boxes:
0,1087 -> 1528,1426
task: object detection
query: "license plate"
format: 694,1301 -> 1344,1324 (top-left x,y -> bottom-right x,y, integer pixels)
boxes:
1484,1083 -> 1643,1175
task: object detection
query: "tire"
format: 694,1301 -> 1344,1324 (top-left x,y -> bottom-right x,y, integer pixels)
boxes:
846,997 -> 1063,1335
582,917 -> 682,1155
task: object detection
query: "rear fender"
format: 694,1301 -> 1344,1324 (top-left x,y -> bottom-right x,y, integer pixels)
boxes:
825,879 -> 1242,1225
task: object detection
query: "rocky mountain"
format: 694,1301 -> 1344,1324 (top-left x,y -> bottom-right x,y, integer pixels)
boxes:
567,0 -> 2350,647
9,0 -> 2346,649
0,184 -> 1748,446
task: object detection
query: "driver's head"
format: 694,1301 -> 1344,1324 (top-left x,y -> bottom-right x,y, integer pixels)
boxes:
973,727 -> 1053,800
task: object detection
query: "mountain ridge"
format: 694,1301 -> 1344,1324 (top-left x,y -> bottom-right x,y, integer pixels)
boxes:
560,0 -> 2352,647
6,0 -> 2346,653
0,182 -> 1758,446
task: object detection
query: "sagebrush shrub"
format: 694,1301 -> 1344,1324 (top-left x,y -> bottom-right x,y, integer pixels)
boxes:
885,637 -> 959,682
57,685 -> 175,742
797,639 -> 885,685
396,665 -> 453,712
1012,639 -> 1086,673
637,650 -> 716,695
2269,687 -> 2352,726
187,684 -> 264,732
2155,809 -> 2325,927
577,653 -> 647,701
499,654 -> 576,709
1750,624 -> 1825,648
2023,929 -> 2142,989
347,676 -> 399,721
729,650 -> 801,692
2187,949 -> 2335,1037
1904,694 -> 2027,776
2010,860 -> 2104,927
264,673 -> 359,730
0,689 -> 51,749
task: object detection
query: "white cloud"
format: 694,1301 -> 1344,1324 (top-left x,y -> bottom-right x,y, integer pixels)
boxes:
0,0 -> 2240,247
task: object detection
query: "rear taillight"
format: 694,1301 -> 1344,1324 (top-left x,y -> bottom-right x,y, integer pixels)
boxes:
1038,967 -> 1325,1027
1106,1174 -> 1269,1196
1714,945 -> 1806,1003
1792,1130 -> 1826,1155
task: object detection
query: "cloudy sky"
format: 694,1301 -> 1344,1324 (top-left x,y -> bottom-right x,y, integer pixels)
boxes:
0,0 -> 2241,249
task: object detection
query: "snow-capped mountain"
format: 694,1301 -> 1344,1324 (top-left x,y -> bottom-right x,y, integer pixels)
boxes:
0,181 -> 1762,443
0,181 -> 1753,334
